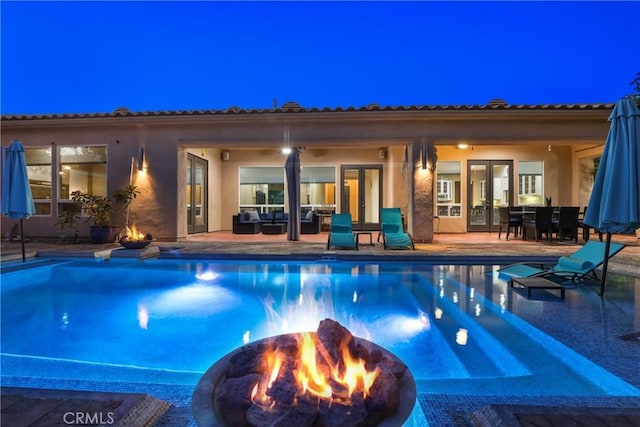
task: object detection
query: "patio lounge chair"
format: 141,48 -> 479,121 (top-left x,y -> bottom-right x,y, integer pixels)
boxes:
327,213 -> 358,250
497,240 -> 626,282
380,208 -> 415,250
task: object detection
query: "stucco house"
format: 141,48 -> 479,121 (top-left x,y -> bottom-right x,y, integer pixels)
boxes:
1,99 -> 611,242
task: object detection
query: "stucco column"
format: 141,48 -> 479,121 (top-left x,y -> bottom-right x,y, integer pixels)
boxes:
410,140 -> 435,243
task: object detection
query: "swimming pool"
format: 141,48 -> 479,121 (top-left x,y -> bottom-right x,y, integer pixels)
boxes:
2,257 -> 637,399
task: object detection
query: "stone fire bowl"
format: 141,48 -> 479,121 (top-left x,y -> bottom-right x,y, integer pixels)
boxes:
118,237 -> 152,249
192,334 -> 417,427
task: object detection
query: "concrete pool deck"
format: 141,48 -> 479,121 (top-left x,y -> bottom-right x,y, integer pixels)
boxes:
2,230 -> 639,265
1,232 -> 639,426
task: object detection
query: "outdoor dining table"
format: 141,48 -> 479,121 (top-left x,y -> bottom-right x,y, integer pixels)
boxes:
510,208 -> 558,220
508,207 -> 555,241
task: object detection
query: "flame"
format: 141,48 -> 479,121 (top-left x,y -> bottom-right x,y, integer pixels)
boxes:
122,224 -> 148,242
296,332 -> 332,399
333,339 -> 379,397
251,347 -> 286,409
252,332 -> 379,408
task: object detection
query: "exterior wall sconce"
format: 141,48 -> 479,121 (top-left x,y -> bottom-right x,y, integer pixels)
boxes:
421,142 -> 437,171
137,146 -> 145,171
421,143 -> 428,170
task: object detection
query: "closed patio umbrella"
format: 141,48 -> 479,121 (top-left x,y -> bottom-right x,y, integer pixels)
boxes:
285,148 -> 301,241
2,140 -> 36,261
583,97 -> 640,295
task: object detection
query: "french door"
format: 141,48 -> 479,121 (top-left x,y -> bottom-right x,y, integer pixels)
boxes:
187,153 -> 208,234
467,160 -> 514,232
340,165 -> 382,231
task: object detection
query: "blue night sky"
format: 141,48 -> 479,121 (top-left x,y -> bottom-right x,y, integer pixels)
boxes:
1,1 -> 639,115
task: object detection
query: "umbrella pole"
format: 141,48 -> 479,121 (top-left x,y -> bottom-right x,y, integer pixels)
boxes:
20,218 -> 26,262
599,232 -> 612,296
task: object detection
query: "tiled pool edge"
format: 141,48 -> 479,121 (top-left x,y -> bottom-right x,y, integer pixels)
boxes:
419,394 -> 640,426
3,375 -> 640,426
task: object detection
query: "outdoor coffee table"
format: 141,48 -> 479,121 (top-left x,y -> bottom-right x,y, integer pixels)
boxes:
261,223 -> 286,235
510,277 -> 565,299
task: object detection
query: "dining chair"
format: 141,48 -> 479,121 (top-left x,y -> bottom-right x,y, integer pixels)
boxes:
553,206 -> 580,242
577,206 -> 603,242
498,207 -> 522,240
522,206 -> 554,241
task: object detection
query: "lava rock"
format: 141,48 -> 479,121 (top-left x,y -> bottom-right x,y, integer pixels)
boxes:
215,373 -> 261,427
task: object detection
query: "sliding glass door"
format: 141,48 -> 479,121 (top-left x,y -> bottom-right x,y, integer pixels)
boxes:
340,165 -> 382,231
467,160 -> 513,232
186,153 -> 208,234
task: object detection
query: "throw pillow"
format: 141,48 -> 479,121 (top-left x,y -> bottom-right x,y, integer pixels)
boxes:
248,210 -> 261,222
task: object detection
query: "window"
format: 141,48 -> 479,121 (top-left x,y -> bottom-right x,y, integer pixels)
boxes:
24,147 -> 53,215
518,161 -> 543,205
239,166 -> 336,213
58,146 -> 107,212
58,146 -> 107,198
435,161 -> 462,217
301,166 -> 336,210
239,167 -> 285,213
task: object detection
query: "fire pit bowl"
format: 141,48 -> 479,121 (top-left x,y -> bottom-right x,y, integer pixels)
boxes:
192,333 -> 416,427
118,236 -> 152,249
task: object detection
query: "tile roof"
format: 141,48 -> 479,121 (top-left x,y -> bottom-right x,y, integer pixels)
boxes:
1,101 -> 615,121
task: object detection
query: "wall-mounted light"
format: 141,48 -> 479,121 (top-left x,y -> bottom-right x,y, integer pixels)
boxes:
457,143 -> 469,149
421,143 -> 428,170
137,146 -> 145,171
281,147 -> 292,155
548,145 -> 552,152
421,142 -> 437,171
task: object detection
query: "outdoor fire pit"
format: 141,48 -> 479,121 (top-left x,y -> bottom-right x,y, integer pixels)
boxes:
118,224 -> 152,249
192,319 -> 416,427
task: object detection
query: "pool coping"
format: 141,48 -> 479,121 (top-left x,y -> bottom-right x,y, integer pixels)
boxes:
0,386 -> 171,427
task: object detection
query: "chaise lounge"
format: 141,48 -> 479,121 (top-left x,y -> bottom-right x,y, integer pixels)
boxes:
380,208 -> 415,250
327,213 -> 358,250
497,240 -> 626,282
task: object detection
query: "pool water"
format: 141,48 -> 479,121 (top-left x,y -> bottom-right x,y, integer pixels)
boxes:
1,258 -> 638,398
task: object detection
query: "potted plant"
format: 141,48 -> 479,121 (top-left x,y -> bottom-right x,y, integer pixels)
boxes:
71,185 -> 141,243
55,208 -> 80,243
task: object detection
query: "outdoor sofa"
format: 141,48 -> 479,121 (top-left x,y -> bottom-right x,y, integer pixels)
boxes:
300,210 -> 321,234
232,210 -> 321,234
